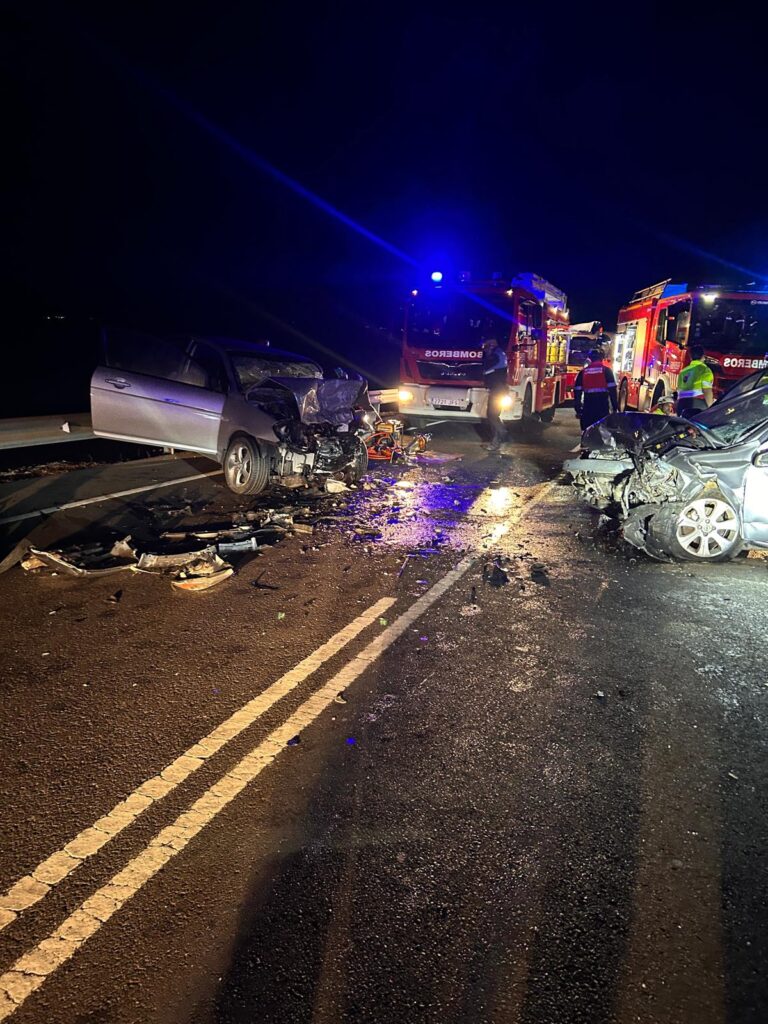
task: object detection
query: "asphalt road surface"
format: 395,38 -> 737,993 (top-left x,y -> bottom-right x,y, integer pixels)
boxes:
1,413 -> 766,1024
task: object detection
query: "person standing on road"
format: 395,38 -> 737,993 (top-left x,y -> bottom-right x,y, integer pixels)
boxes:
573,349 -> 618,431
482,337 -> 509,451
676,344 -> 714,417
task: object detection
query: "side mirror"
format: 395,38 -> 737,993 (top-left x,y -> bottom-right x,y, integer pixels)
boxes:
753,448 -> 768,468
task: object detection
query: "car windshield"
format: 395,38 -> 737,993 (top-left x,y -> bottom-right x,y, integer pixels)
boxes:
719,368 -> 768,401
229,353 -> 322,389
692,385 -> 768,445
692,297 -> 768,356
567,336 -> 593,366
406,294 -> 514,347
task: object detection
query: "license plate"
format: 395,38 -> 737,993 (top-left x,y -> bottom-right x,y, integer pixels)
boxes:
427,387 -> 469,409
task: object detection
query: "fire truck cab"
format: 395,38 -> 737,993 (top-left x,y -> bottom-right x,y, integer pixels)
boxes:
613,280 -> 768,411
562,321 -> 612,402
398,272 -> 568,425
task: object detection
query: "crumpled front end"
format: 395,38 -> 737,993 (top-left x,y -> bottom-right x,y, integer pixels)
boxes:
564,433 -> 719,556
245,377 -> 369,484
564,451 -> 688,513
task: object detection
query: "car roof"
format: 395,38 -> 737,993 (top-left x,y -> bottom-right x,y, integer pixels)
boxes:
182,335 -> 319,365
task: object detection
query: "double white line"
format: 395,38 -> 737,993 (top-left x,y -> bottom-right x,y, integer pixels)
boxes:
0,560 -> 476,1019
0,478 -> 557,1019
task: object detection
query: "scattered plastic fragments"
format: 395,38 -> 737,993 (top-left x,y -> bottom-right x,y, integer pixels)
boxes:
379,617 -> 388,626
277,612 -> 286,620
251,572 -> 279,591
21,553 -> 46,572
488,564 -> 510,587
286,735 -> 301,746
594,690 -> 606,701
460,604 -> 481,617
172,567 -> 233,591
325,478 -> 349,494
334,692 -> 348,704
27,538 -> 138,577
216,536 -> 261,555
530,562 -> 550,585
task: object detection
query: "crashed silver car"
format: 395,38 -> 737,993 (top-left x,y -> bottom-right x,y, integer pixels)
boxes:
564,370 -> 768,561
91,330 -> 371,494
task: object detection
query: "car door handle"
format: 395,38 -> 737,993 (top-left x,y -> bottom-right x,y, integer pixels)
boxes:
105,377 -> 131,389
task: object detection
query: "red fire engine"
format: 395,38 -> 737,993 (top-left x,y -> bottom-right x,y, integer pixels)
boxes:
613,280 -> 768,411
398,272 -> 569,425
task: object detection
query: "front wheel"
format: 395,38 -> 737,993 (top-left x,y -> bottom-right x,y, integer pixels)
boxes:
223,435 -> 270,495
539,387 -> 558,423
646,492 -> 743,562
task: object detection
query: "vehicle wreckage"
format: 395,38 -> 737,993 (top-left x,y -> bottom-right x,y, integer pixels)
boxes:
91,333 -> 374,495
564,372 -> 768,561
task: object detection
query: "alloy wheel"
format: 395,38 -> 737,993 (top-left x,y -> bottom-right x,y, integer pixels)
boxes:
226,443 -> 253,489
675,497 -> 740,559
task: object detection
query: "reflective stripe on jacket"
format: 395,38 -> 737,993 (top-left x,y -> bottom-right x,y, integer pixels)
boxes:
678,359 -> 714,399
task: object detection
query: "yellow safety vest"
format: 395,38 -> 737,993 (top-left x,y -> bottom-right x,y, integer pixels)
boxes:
678,359 -> 714,400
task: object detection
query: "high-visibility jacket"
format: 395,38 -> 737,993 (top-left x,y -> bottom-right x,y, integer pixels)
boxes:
581,363 -> 611,393
678,359 -> 714,401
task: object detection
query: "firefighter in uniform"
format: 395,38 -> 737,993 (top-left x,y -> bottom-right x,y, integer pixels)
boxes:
573,349 -> 619,431
676,344 -> 714,417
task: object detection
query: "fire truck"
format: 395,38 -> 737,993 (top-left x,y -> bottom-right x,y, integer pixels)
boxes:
562,321 -> 612,402
613,280 -> 768,411
398,272 -> 569,425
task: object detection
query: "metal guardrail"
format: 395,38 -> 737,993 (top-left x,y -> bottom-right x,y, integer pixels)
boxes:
0,414 -> 94,451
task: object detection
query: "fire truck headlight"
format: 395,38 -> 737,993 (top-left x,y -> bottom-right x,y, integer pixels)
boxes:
398,388 -> 415,403
498,393 -> 513,410
702,292 -> 719,303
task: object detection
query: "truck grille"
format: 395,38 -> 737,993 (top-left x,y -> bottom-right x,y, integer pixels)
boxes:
416,360 -> 482,382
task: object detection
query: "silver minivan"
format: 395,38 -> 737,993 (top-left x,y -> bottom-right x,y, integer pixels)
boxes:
91,330 -> 371,494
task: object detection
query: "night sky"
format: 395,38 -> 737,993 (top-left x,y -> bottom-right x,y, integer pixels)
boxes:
6,2 -> 767,394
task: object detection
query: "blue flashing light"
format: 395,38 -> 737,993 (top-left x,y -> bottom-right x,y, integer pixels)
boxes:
431,271 -> 444,283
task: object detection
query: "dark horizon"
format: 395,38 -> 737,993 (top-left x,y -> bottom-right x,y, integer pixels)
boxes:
7,3 -> 768,389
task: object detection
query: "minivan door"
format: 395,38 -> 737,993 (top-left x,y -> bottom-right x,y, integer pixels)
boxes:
742,438 -> 768,546
91,330 -> 226,454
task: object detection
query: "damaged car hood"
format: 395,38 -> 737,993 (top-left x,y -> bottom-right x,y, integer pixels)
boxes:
581,413 -> 707,457
248,377 -> 372,426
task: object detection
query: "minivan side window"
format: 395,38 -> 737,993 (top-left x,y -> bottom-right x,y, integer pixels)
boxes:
176,341 -> 227,393
103,329 -> 183,379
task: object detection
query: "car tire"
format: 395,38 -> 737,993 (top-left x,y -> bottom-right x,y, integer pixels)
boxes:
344,436 -> 369,484
646,491 -> 744,562
223,435 -> 270,495
539,386 -> 558,423
522,384 -> 533,419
